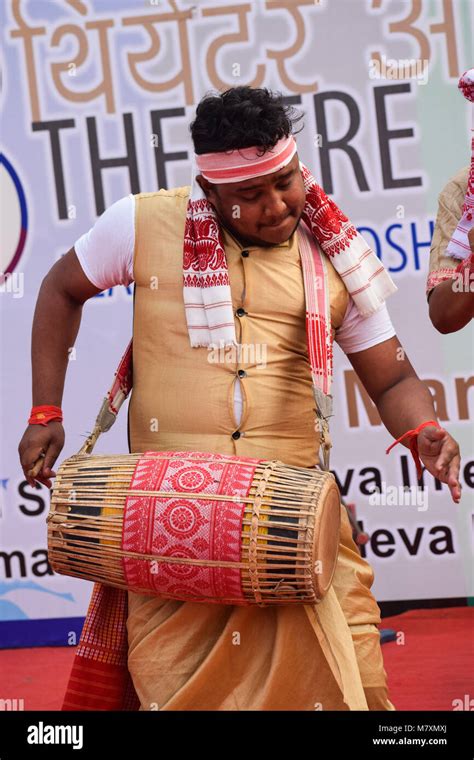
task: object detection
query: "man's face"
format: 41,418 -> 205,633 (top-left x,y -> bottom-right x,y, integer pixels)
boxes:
196,153 -> 306,248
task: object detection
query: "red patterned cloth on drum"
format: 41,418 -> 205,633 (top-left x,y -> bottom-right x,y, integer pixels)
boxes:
122,451 -> 260,602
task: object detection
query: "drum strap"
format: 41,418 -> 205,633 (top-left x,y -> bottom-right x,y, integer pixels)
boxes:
297,220 -> 334,471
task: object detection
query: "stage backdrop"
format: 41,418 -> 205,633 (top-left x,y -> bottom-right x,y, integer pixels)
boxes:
1,0 -> 473,646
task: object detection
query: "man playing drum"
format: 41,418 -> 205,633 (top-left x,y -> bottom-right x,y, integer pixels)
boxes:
19,86 -> 461,711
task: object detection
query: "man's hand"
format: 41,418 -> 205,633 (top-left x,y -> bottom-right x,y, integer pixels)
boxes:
18,421 -> 65,489
417,425 -> 461,503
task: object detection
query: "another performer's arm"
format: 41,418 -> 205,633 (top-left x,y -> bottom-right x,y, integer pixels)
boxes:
427,171 -> 474,333
428,227 -> 474,333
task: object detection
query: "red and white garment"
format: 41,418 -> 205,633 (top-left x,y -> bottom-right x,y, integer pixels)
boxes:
183,134 -> 397,351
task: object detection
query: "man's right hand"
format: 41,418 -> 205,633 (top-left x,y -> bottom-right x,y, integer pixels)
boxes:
18,421 -> 65,489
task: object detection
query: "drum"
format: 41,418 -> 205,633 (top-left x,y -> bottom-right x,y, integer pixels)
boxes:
47,450 -> 341,606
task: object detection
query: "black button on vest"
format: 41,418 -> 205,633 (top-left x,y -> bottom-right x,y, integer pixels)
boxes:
232,431 -> 241,440
241,250 -> 249,257
237,369 -> 247,378
236,308 -> 247,317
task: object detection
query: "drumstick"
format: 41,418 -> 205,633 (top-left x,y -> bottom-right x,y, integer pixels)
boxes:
27,452 -> 46,479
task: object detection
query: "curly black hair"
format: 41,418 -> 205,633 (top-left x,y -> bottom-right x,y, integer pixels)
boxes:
190,86 -> 304,156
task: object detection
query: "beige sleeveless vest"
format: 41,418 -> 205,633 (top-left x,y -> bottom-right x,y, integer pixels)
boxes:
128,186 -> 349,467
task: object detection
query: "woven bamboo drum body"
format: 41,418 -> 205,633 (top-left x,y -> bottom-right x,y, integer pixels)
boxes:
47,450 -> 341,606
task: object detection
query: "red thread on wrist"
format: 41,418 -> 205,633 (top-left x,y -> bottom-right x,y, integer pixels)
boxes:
386,420 -> 441,480
29,405 -> 63,426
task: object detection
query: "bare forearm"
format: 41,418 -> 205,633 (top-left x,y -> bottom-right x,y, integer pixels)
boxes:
376,377 -> 438,447
429,279 -> 474,334
347,337 -> 461,499
31,275 -> 83,406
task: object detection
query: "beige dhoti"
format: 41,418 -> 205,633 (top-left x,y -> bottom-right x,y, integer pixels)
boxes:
126,502 -> 394,710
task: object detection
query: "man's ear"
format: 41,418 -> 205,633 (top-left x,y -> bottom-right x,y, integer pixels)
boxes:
195,174 -> 208,195
196,174 -> 218,205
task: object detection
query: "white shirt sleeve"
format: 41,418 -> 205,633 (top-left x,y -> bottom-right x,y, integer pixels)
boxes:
74,194 -> 135,289
334,298 -> 396,354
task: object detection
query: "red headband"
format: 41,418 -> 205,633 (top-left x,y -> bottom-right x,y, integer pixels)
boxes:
195,134 -> 297,184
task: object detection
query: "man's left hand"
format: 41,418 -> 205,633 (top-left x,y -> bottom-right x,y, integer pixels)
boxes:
417,425 -> 461,503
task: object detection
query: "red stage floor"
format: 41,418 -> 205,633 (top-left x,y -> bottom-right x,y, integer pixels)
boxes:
1,607 -> 472,711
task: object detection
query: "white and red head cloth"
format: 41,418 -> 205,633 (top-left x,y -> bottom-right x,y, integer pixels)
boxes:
446,68 -> 474,260
183,134 -> 397,348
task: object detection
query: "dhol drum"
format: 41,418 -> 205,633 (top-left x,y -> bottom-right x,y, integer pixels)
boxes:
47,449 -> 341,606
